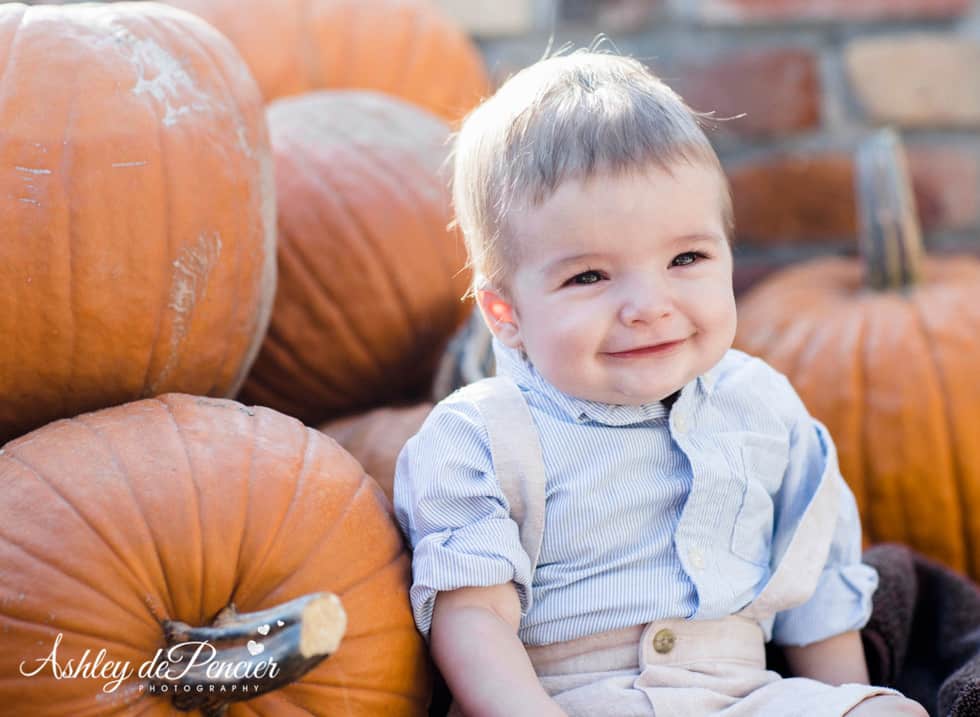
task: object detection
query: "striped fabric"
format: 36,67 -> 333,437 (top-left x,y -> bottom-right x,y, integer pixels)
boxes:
393,338 -> 877,648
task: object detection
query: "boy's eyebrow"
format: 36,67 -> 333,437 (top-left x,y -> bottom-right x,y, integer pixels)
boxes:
670,232 -> 727,246
541,252 -> 609,277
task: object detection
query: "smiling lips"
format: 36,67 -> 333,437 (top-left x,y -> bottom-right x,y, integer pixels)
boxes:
605,338 -> 686,358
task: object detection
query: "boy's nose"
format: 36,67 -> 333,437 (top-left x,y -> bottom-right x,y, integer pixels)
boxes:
618,281 -> 673,325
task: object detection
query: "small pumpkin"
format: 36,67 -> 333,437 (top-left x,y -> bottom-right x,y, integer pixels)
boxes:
735,130 -> 980,578
162,0 -> 489,121
239,91 -> 470,425
320,403 -> 433,503
0,393 -> 430,715
0,2 -> 276,444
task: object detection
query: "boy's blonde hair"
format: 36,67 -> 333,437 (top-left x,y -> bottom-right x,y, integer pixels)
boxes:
452,50 -> 733,299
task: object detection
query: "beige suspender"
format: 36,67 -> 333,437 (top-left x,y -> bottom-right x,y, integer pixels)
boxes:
468,376 -> 548,574
736,424 -> 842,620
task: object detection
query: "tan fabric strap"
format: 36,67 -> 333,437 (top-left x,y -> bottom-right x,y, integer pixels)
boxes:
469,376 -> 548,573
737,433 -> 842,620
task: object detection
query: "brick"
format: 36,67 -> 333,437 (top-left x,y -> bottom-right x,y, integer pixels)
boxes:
727,144 -> 979,246
906,146 -> 980,232
932,241 -> 980,259
686,0 -> 970,24
733,256 -> 798,296
434,0 -> 535,36
672,48 -> 821,137
560,0 -> 663,32
728,153 -> 856,246
846,36 -> 980,128
487,54 -> 548,90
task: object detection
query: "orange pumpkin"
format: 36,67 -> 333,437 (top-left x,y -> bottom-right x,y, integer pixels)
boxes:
0,393 -> 430,715
735,130 -> 980,577
162,0 -> 489,121
0,2 -> 277,444
321,403 -> 433,503
239,91 -> 470,425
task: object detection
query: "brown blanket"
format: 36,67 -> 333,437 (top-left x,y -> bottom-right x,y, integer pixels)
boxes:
768,543 -> 980,717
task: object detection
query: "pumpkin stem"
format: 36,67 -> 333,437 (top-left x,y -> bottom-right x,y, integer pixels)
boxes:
151,592 -> 346,715
854,127 -> 924,292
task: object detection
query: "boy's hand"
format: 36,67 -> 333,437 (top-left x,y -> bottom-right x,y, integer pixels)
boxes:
431,583 -> 567,717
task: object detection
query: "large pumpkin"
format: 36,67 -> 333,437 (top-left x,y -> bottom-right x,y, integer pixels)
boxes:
239,91 -> 471,425
161,0 -> 489,121
321,403 -> 433,503
0,393 -> 430,715
735,130 -> 980,578
0,2 -> 276,444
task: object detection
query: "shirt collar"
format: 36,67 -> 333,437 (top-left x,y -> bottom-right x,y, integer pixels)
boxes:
491,338 -> 717,427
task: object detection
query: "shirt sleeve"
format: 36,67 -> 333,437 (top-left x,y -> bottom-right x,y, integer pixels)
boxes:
392,394 -> 534,642
768,375 -> 879,647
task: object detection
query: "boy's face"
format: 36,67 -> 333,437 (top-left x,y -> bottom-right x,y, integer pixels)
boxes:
478,161 -> 736,406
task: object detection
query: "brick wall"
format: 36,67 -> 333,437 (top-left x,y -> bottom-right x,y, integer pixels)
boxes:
436,0 -> 980,294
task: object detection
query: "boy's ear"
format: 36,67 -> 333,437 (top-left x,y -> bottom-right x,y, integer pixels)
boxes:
476,289 -> 522,349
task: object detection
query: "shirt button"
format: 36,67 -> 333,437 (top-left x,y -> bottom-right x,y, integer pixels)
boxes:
653,628 -> 676,654
689,547 -> 705,571
673,414 -> 688,434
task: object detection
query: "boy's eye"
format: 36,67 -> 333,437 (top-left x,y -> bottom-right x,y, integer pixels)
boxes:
671,251 -> 707,267
564,269 -> 605,286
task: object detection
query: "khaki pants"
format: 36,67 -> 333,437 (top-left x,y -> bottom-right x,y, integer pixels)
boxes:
523,615 -> 897,716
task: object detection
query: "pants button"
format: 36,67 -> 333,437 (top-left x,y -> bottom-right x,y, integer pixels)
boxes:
652,628 -> 676,654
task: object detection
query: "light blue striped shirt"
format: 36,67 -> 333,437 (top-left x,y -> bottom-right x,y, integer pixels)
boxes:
393,339 -> 877,647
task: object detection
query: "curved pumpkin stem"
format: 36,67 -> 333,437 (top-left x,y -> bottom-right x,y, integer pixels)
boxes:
854,127 -> 924,292
152,592 -> 346,716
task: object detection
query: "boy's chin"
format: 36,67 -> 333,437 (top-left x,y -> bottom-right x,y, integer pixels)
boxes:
587,385 -> 684,407
614,393 -> 680,407
602,373 -> 692,406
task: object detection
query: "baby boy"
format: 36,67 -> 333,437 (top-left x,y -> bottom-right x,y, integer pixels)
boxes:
393,51 -> 924,717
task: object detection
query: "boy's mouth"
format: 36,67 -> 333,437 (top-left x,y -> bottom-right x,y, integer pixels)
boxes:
604,338 -> 686,358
